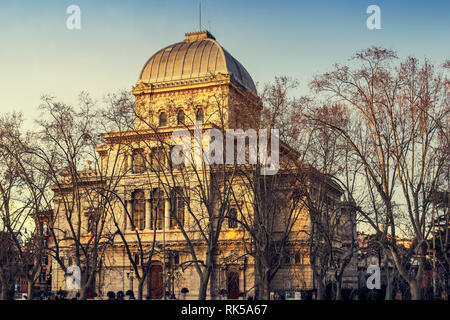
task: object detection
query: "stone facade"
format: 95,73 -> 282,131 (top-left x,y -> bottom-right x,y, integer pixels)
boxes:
50,31 -> 356,299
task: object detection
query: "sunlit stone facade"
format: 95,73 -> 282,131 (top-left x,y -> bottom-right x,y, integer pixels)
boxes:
50,31 -> 356,299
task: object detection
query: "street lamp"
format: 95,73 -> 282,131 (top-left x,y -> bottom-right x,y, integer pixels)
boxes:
126,271 -> 134,293
164,249 -> 179,299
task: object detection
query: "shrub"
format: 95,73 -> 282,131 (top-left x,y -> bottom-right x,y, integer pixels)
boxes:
107,291 -> 116,299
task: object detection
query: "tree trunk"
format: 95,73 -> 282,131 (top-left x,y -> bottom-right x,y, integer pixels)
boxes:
80,275 -> 91,300
256,267 -> 270,300
198,269 -> 211,300
0,283 -> 8,300
409,280 -> 421,300
263,273 -> 270,300
335,279 -> 342,300
254,259 -> 262,300
27,279 -> 34,300
80,285 -> 88,300
137,278 -> 144,300
146,272 -> 151,299
316,279 -> 326,300
385,275 -> 392,300
390,247 -> 423,300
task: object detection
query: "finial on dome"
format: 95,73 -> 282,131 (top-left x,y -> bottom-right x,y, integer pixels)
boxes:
185,30 -> 215,42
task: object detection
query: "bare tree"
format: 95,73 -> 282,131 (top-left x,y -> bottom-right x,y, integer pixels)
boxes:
0,231 -> 21,299
0,112 -> 52,300
311,47 -> 449,299
225,77 -> 311,300
95,92 -> 162,300
298,103 -> 361,300
31,94 -> 123,300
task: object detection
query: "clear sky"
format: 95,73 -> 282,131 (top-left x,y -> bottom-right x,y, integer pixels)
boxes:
1,0 -> 449,124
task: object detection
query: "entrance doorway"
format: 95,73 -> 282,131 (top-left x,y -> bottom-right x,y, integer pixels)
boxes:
227,271 -> 240,299
149,264 -> 163,299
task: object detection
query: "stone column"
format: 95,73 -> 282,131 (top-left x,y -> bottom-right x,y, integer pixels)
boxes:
239,266 -> 245,298
127,153 -> 132,172
164,198 -> 170,230
127,200 -> 133,231
145,190 -> 151,231
122,199 -> 127,231
84,211 -> 90,236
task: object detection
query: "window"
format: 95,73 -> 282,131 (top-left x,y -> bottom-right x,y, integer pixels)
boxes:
151,147 -> 165,171
173,251 -> 179,265
87,213 -> 97,234
228,207 -> 238,229
170,188 -> 184,229
294,252 -> 302,265
169,145 -> 185,170
132,149 -> 146,173
159,112 -> 167,126
134,253 -> 140,266
40,271 -> 46,283
132,190 -> 146,230
196,108 -> 204,122
151,189 -> 164,230
177,109 -> 185,125
168,251 -> 180,268
39,221 -> 49,236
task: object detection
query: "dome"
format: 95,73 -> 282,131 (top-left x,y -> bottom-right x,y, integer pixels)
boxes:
138,31 -> 256,92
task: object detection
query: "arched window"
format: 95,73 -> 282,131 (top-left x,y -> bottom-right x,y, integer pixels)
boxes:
170,188 -> 185,229
150,147 -> 165,171
228,207 -> 238,229
294,251 -> 302,265
177,109 -> 185,125
169,145 -> 185,170
132,190 -> 146,230
159,112 -> 167,126
151,189 -> 164,230
87,213 -> 97,234
196,108 -> 204,122
132,149 -> 146,173
173,251 -> 180,265
134,253 -> 140,266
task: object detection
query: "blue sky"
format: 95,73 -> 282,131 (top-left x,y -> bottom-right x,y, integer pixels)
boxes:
0,0 -> 449,122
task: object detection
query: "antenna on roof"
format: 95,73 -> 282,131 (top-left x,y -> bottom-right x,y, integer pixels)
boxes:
199,1 -> 202,31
